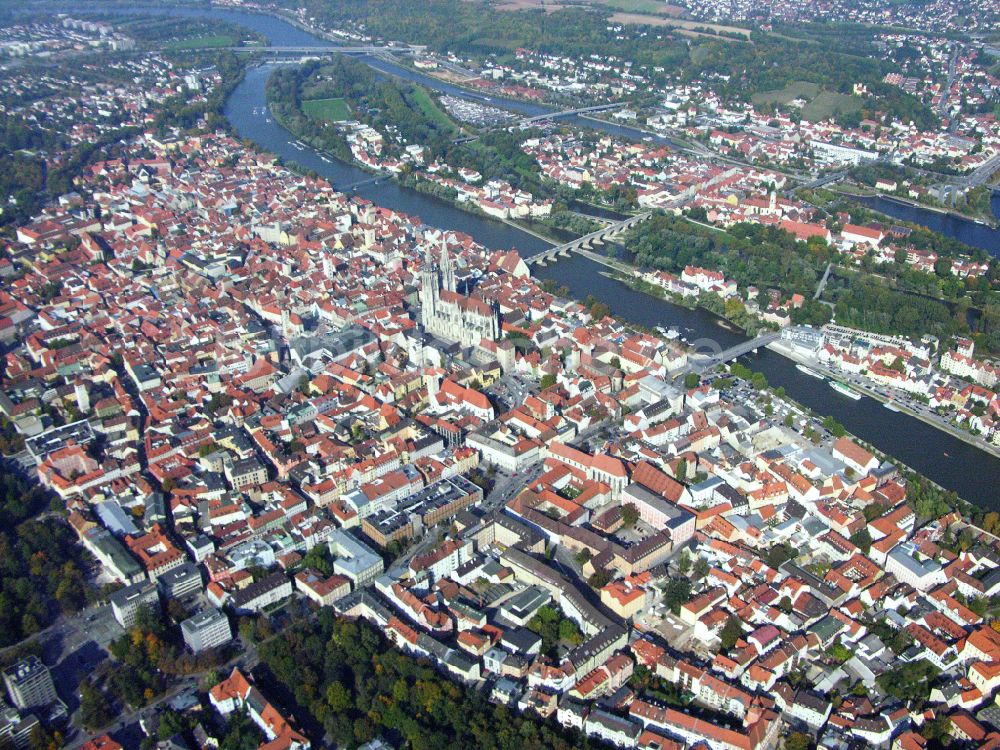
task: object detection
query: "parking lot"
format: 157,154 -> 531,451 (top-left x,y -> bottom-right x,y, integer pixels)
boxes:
439,95 -> 518,127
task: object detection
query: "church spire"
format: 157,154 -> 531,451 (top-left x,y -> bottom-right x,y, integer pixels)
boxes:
419,240 -> 439,328
440,236 -> 456,293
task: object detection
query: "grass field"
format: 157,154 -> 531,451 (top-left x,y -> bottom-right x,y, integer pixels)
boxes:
751,80 -> 862,122
802,91 -> 861,122
495,0 -> 578,11
493,0 -> 687,14
407,88 -> 456,133
302,97 -> 352,122
600,0 -> 685,14
751,81 -> 822,106
165,35 -> 235,51
607,13 -> 751,37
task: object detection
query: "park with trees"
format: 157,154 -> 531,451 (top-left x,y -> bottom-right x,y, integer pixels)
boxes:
255,610 -> 604,749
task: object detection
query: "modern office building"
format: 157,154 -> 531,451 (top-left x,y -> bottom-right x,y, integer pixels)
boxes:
180,608 -> 233,653
157,561 -> 203,599
109,580 -> 160,628
2,657 -> 58,711
228,573 -> 292,614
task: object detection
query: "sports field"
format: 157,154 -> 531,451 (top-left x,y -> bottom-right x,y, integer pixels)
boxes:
302,97 -> 352,122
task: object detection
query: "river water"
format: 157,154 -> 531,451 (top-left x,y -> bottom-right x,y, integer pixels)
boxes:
56,4 -> 1000,507
854,195 -> 1000,255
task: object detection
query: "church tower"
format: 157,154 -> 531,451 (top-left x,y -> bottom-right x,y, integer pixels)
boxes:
440,237 -> 456,294
488,299 -> 500,340
419,244 -> 439,328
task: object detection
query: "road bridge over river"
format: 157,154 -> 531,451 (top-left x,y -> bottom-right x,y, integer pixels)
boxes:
453,103 -> 624,143
682,332 -> 782,374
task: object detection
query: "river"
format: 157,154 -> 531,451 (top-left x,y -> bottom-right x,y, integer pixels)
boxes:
854,194 -> 1000,255
48,3 -> 1000,507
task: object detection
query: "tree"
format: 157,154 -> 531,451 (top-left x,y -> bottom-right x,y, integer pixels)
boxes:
588,569 -> 612,589
863,503 -> 886,522
785,732 -> 813,750
876,660 -> 939,705
922,715 -> 951,743
719,616 -> 743,651
676,549 -> 692,576
219,709 -> 264,750
684,373 -> 700,389
765,543 -> 796,568
589,301 -> 610,320
558,618 -> 583,645
158,710 -> 189,741
692,556 -> 710,580
79,682 -> 113,731
257,607 -> 612,750
326,682 -> 351,713
29,725 -> 62,750
621,503 -> 639,528
540,373 -> 556,390
826,643 -> 851,664
662,578 -> 692,614
821,415 -> 847,437
850,528 -> 872,554
300,545 -> 334,577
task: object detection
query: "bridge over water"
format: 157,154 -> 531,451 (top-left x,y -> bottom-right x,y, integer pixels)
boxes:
453,103 -> 624,144
683,332 -> 782,374
213,45 -> 390,54
526,212 -> 652,267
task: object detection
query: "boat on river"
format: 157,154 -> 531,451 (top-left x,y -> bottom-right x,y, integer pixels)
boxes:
830,381 -> 862,400
796,364 -> 825,380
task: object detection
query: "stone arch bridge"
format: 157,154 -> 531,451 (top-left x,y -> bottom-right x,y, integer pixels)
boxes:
525,212 -> 652,267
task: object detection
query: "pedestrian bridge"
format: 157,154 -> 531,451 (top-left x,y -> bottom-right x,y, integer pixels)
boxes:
525,212 -> 652,267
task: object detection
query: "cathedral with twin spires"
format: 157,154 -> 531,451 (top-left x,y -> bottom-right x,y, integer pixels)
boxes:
419,240 -> 500,348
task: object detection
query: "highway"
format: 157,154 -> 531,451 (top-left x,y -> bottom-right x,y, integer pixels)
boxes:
961,153 -> 1000,188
